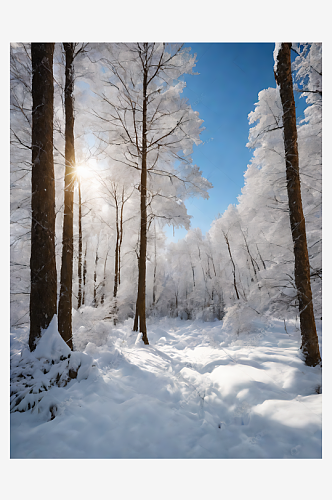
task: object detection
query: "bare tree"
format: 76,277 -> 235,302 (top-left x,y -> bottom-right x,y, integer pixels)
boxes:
96,180 -> 134,300
93,179 -> 134,324
29,43 -> 57,351
274,43 -> 321,366
92,43 -> 208,344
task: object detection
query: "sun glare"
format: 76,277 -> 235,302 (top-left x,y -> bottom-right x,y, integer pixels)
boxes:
76,164 -> 89,178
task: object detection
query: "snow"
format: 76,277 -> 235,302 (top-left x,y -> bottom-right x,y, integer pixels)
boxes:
10,316 -> 321,459
273,42 -> 282,72
34,315 -> 71,360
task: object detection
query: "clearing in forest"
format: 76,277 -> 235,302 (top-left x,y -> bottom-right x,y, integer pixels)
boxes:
10,315 -> 322,458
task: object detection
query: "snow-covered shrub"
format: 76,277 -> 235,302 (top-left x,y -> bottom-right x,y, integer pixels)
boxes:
10,316 -> 94,420
221,302 -> 266,336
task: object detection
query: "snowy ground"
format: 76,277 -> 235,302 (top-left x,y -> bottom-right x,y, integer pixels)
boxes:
10,313 -> 322,459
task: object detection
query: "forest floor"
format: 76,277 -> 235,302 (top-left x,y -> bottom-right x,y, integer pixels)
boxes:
10,312 -> 322,458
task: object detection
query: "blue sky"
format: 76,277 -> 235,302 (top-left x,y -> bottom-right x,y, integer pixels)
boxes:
165,43 -> 307,242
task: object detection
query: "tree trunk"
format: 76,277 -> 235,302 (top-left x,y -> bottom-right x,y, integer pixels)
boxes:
29,43 -> 57,351
110,204 -> 120,326
101,245 -> 108,305
275,43 -> 321,367
256,244 -> 266,270
133,62 -> 149,345
77,175 -> 83,308
152,221 -> 157,306
191,263 -> 195,288
82,242 -> 87,305
58,43 -> 75,350
223,231 -> 240,300
113,203 -> 119,299
118,188 -> 125,286
93,239 -> 99,307
241,229 -> 259,276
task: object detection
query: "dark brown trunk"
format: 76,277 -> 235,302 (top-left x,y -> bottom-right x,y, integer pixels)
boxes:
133,59 -> 149,345
29,43 -> 57,351
133,309 -> 138,331
275,43 -> 321,367
58,43 -> 75,350
77,176 -> 83,308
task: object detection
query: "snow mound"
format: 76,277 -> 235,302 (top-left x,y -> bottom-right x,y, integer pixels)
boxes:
34,315 -> 71,361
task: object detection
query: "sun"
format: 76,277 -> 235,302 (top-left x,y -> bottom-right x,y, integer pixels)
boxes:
76,164 -> 89,179
76,159 -> 98,179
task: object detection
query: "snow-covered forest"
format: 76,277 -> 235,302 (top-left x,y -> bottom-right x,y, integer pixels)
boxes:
10,42 -> 322,461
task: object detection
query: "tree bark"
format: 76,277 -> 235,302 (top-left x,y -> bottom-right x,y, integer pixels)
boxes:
77,175 -> 83,308
133,58 -> 149,344
58,43 -> 75,350
275,43 -> 321,367
29,43 -> 57,351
